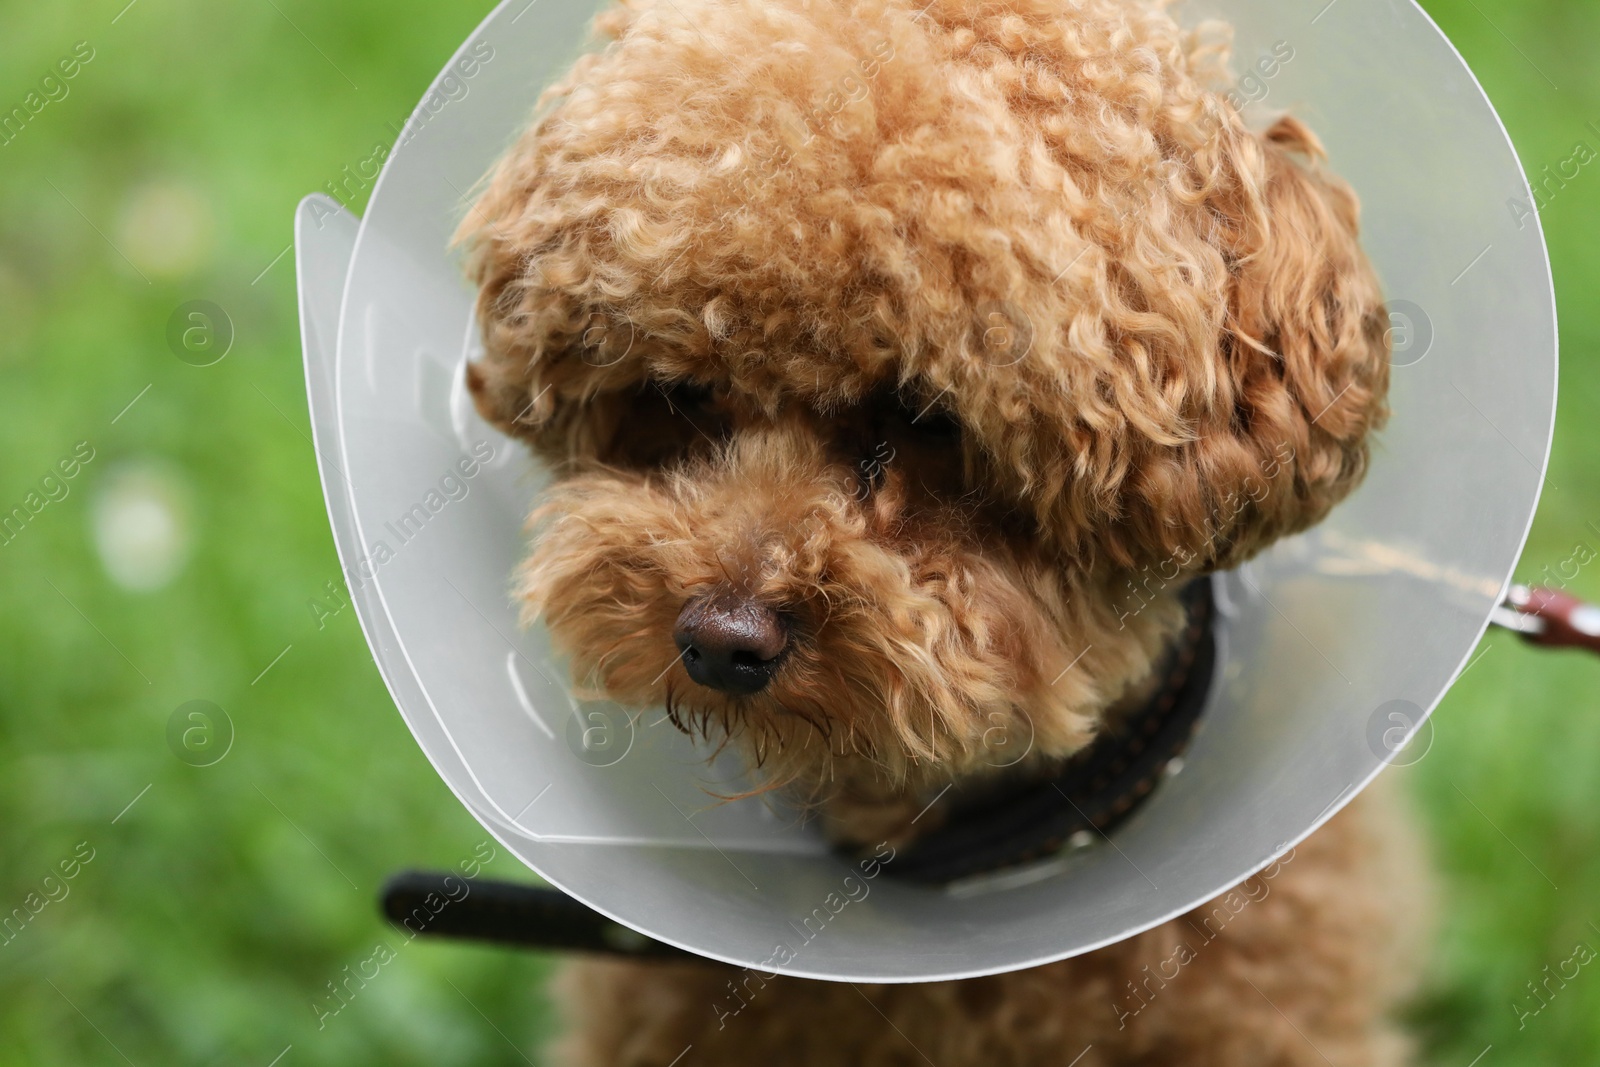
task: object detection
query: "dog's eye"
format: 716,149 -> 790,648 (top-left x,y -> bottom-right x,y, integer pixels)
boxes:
846,392 -> 966,501
855,439 -> 894,497
597,380 -> 726,470
890,393 -> 961,443
660,381 -> 711,408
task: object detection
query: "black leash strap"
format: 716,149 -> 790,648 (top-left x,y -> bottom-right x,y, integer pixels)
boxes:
381,579 -> 1217,950
380,872 -> 690,959
875,578 -> 1218,885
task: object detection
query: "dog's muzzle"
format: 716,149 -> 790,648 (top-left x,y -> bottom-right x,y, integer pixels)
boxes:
673,591 -> 788,695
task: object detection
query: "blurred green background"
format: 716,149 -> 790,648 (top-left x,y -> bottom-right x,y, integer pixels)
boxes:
1,0 -> 1597,1063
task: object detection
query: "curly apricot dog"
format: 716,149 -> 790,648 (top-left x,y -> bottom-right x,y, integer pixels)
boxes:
462,0 -> 1426,1062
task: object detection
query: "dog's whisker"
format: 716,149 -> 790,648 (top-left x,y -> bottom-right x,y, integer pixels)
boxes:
662,680 -> 691,736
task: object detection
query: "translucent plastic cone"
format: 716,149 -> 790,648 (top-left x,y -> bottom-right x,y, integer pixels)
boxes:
295,0 -> 1555,982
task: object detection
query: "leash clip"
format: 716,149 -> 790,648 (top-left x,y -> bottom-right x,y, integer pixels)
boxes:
1490,584 -> 1600,654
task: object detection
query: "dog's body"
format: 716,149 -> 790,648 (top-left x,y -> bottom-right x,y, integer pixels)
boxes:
461,0 -> 1421,1060
552,784 -> 1427,1067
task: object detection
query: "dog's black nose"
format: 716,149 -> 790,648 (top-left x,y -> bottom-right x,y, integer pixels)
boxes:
673,593 -> 787,695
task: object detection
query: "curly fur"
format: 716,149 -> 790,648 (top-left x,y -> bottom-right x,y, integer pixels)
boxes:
551,781 -> 1430,1067
458,0 -> 1414,1061
515,407 -> 1179,820
464,0 -> 1389,572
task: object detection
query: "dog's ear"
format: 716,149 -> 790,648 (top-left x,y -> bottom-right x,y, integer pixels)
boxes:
458,191 -> 643,457
464,346 -> 533,441
1121,115 -> 1390,575
1222,116 -> 1390,565
461,283 -> 641,463
456,0 -> 651,452
457,179 -> 567,443
460,269 -> 585,449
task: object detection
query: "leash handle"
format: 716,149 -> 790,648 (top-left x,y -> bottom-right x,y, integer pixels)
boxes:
1492,585 -> 1600,655
380,871 -> 692,960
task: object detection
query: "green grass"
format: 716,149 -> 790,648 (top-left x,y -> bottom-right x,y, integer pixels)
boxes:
1,0 -> 1598,1063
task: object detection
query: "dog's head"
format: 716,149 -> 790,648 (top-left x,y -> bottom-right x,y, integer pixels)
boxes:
461,0 -> 1390,805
